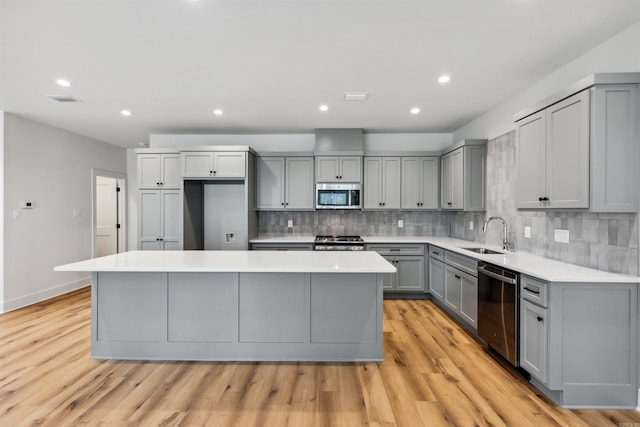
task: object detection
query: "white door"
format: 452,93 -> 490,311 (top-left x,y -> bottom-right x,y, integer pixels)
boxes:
96,176 -> 118,257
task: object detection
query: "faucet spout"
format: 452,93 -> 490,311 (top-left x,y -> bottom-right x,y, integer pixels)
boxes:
483,216 -> 510,251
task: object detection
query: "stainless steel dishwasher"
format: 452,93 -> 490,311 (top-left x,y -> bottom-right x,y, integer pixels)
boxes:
477,262 -> 520,366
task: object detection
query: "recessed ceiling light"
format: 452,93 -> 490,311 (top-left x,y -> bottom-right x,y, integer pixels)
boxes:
213,109 -> 223,116
319,104 -> 329,112
121,110 -> 131,116
56,79 -> 71,87
438,75 -> 451,84
411,107 -> 421,115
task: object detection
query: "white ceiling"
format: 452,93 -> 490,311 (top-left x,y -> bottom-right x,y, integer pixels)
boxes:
2,0 -> 640,148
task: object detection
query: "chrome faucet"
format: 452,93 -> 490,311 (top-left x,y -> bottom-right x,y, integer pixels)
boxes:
483,216 -> 511,251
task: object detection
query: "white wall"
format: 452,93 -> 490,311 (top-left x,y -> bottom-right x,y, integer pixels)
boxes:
453,20 -> 640,141
1,113 -> 127,313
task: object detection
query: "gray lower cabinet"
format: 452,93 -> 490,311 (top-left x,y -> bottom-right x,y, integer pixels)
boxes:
367,244 -> 425,292
441,250 -> 478,330
251,243 -> 313,251
428,247 -> 445,301
519,274 -> 638,408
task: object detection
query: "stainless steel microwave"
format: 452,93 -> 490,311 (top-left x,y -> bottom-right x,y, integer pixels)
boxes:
316,183 -> 362,209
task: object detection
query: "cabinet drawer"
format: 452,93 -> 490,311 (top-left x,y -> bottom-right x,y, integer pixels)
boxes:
520,275 -> 548,308
367,244 -> 425,256
428,245 -> 445,261
444,251 -> 477,277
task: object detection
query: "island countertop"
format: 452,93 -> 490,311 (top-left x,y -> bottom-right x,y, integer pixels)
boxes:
55,250 -> 396,274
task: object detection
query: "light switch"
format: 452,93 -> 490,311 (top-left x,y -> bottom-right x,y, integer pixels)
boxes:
524,226 -> 531,239
287,219 -> 293,228
73,209 -> 82,217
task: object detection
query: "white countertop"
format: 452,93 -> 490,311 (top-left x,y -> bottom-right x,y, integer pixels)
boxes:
54,250 -> 396,274
250,235 -> 640,283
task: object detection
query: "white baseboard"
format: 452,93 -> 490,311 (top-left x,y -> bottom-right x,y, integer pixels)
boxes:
0,277 -> 91,313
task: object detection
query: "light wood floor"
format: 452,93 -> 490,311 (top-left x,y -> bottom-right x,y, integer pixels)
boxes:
2,288 -> 640,426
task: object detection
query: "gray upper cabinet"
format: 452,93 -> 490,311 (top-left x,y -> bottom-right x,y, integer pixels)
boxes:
182,151 -> 246,179
440,141 -> 486,211
515,78 -> 639,212
516,91 -> 590,209
137,153 -> 181,189
401,157 -> 439,210
364,157 -> 401,210
256,156 -> 314,210
316,156 -> 362,182
590,85 -> 638,212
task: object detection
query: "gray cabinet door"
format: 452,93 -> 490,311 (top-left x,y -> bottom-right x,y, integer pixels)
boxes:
316,156 -> 340,182
444,264 -> 461,311
459,272 -> 477,330
520,299 -> 548,384
161,154 -> 182,189
162,190 -> 182,249
591,85 -> 638,212
450,148 -> 464,209
428,257 -> 444,300
396,256 -> 424,291
441,152 -> 453,209
382,157 -> 401,209
516,111 -> 547,208
286,157 -> 314,209
339,157 -> 362,182
401,157 -> 421,209
420,157 -> 439,209
213,152 -> 246,178
364,157 -> 383,209
546,91 -> 589,208
402,157 -> 439,210
138,154 -> 162,189
256,157 -> 285,209
139,190 -> 162,249
182,152 -> 214,177
381,256 -> 396,290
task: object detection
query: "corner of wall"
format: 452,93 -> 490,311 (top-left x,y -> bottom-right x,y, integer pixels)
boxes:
0,112 -> 5,312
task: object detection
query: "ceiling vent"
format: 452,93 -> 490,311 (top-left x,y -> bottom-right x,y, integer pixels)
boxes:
47,95 -> 81,102
343,92 -> 368,101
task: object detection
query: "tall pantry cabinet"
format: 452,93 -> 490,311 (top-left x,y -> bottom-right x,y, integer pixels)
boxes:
137,150 -> 183,250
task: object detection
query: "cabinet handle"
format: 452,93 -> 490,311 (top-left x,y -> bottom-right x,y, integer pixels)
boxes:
210,170 -> 214,175
213,171 -> 217,175
336,175 -> 339,179
524,287 -> 540,295
537,316 -> 544,322
455,275 -> 461,279
447,202 -> 452,206
339,175 -> 343,179
285,202 -> 289,206
539,197 -> 549,202
281,202 -> 285,206
160,182 -> 163,186
382,202 -> 386,206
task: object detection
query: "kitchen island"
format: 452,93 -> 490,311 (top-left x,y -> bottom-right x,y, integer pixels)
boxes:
55,250 -> 395,362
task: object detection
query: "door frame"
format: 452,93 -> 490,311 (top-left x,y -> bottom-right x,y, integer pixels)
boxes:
91,169 -> 127,257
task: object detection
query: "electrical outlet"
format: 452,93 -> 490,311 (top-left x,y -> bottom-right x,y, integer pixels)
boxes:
524,226 -> 531,239
554,229 -> 569,244
398,220 -> 404,228
287,219 -> 293,228
469,221 -> 474,231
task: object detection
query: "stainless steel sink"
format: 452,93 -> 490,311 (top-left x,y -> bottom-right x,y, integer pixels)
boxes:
460,247 -> 504,255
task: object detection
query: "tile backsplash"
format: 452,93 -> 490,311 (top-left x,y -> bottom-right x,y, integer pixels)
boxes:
258,130 -> 639,275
